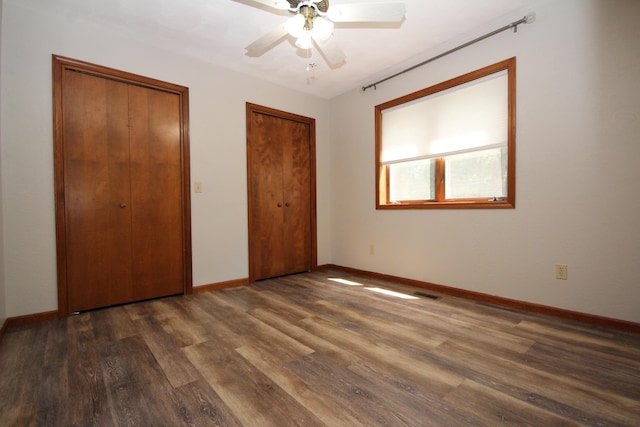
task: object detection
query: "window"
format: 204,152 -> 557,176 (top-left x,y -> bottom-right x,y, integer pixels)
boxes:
375,57 -> 516,209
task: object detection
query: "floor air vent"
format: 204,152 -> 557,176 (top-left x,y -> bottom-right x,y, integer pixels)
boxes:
414,292 -> 441,300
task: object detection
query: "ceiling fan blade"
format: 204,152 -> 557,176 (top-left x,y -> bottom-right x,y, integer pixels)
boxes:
240,0 -> 291,10
328,2 -> 406,23
312,34 -> 346,67
245,24 -> 288,56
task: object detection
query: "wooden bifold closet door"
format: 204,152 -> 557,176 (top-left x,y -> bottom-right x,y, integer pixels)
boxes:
247,103 -> 317,281
53,56 -> 192,314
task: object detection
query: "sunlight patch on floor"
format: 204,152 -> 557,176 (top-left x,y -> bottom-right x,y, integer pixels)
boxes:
328,278 -> 364,286
365,287 -> 419,300
329,277 -> 418,299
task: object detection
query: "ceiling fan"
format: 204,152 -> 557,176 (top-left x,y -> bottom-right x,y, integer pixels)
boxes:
241,0 -> 406,67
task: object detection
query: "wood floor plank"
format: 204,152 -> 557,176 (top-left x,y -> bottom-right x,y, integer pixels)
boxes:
98,336 -> 194,426
516,319 -> 640,359
123,297 -> 167,321
65,316 -> 115,426
286,351 -> 480,427
69,311 -> 93,333
323,294 -> 535,355
90,305 -> 138,342
152,297 -> 218,347
134,316 -> 201,388
35,320 -> 69,426
311,299 -> 447,350
447,300 -> 527,328
248,307 -> 361,366
285,352 -> 411,426
431,339 -> 640,426
200,292 -> 315,364
443,379 -> 579,426
1,271 -> 639,425
236,344 -> 365,426
279,272 -> 535,355
189,292 -> 316,369
225,285 -> 319,322
183,340 -> 325,427
521,341 -> 640,399
298,315 -> 464,393
173,380 -> 244,427
0,327 -> 46,426
344,358 -> 481,426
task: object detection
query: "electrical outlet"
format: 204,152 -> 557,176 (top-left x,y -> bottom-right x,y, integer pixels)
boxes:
369,244 -> 375,255
555,264 -> 568,280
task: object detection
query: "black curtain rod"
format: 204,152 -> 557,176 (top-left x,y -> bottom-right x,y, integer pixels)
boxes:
361,13 -> 535,92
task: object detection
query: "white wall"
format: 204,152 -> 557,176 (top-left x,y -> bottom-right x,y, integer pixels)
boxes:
0,1 -> 331,317
328,0 -> 640,323
0,0 -> 6,326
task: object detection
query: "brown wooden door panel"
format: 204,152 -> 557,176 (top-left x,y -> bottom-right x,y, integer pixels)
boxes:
63,71 -> 134,311
54,55 -> 192,315
129,85 -> 185,300
249,112 -> 286,279
247,104 -> 316,281
283,120 -> 312,274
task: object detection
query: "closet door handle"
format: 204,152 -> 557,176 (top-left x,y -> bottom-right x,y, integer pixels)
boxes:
285,202 -> 291,207
277,203 -> 283,208
120,203 -> 127,208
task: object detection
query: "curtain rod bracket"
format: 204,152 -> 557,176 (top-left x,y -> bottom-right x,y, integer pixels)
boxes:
361,13 -> 535,93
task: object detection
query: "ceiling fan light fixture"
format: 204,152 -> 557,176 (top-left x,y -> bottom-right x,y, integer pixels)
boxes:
243,0 -> 406,67
313,17 -> 334,41
326,8 -> 341,22
295,31 -> 313,49
285,14 -> 305,37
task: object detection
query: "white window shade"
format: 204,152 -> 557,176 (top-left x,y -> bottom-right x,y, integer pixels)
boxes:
381,71 -> 508,164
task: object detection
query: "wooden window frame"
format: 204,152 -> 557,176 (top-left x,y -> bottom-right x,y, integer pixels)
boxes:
375,57 -> 516,210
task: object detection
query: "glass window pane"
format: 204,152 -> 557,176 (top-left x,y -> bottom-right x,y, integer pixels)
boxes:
445,148 -> 507,199
389,159 -> 435,202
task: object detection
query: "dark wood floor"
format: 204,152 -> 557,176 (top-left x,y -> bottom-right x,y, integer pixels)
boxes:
1,271 -> 639,426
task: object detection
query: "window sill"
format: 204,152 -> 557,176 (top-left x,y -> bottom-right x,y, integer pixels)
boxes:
376,199 -> 515,210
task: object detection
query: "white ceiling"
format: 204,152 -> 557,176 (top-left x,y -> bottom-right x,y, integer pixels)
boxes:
17,0 -> 539,99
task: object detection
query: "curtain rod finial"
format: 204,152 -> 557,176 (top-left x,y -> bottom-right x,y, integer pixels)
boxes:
525,12 -> 536,24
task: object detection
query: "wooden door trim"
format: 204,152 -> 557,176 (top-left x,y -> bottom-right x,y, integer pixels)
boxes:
52,55 -> 193,316
246,103 -> 318,282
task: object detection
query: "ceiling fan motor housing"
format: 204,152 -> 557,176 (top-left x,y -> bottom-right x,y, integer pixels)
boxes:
288,0 -> 330,14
